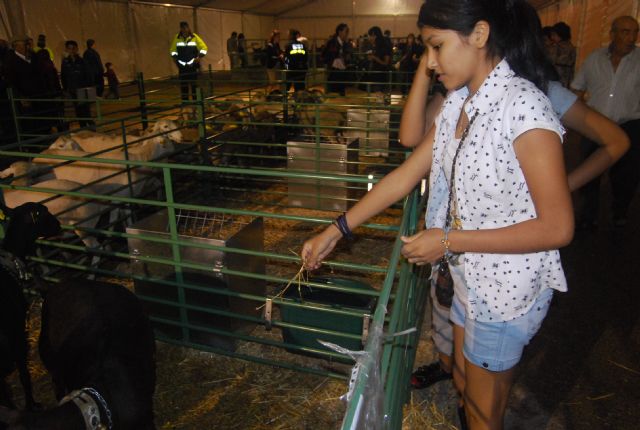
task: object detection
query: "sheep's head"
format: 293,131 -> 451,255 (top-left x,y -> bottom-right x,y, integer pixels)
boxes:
152,120 -> 183,143
49,136 -> 82,150
0,161 -> 34,186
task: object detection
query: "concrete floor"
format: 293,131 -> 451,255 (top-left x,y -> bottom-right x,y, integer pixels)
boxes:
414,131 -> 640,429
509,192 -> 640,429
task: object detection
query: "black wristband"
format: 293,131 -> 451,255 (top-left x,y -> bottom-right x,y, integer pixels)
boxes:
334,213 -> 354,241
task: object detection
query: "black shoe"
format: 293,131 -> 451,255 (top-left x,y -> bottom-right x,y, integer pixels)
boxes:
410,361 -> 453,389
458,405 -> 469,430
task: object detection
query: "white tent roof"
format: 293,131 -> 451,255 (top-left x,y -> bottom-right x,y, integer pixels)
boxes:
105,0 -> 322,15
105,0 -> 558,16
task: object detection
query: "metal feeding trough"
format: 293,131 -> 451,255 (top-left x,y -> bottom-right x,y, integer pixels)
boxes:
126,209 -> 265,351
279,277 -> 376,363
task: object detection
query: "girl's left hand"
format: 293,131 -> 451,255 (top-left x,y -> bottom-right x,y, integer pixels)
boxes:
400,228 -> 445,265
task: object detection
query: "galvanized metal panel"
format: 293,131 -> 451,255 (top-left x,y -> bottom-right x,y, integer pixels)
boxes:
346,109 -> 389,157
126,210 -> 265,351
287,138 -> 359,212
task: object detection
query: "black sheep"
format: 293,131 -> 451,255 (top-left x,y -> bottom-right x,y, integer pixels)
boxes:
0,202 -> 61,412
0,279 -> 157,430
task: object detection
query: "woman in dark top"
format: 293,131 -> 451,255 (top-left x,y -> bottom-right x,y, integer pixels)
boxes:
265,30 -> 283,91
399,33 -> 423,94
237,33 -> 247,68
366,26 -> 392,92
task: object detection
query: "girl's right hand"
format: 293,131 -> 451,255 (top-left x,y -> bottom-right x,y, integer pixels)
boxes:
301,225 -> 342,270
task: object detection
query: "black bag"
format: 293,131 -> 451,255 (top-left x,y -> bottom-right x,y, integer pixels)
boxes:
435,256 -> 454,308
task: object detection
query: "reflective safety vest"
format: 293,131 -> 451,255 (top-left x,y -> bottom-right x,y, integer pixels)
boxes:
170,33 -> 208,67
285,41 -> 308,70
34,46 -> 54,62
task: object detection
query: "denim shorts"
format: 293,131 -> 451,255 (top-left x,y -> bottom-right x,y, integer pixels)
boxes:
450,286 -> 553,372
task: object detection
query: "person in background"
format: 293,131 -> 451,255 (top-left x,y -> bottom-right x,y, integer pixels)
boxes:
284,29 -> 308,92
398,33 -> 423,95
323,23 -> 350,96
83,39 -> 104,97
366,26 -> 392,93
572,15 -> 640,229
550,22 -> 576,87
3,35 -> 44,136
384,29 -> 393,48
227,31 -> 238,69
33,34 -> 54,62
61,40 -> 94,129
104,62 -> 120,100
237,33 -> 247,68
265,30 -> 284,91
0,39 -> 14,144
34,48 -> 64,132
170,21 -> 208,101
542,26 -> 556,60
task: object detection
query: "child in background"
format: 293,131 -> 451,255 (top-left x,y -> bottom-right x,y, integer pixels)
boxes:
104,62 -> 120,99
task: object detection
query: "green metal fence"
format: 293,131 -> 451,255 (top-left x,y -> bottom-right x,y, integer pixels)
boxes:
1,69 -> 430,428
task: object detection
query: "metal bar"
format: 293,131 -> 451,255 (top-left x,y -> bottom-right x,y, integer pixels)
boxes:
7,87 -> 22,150
137,72 -> 148,130
162,167 -> 189,342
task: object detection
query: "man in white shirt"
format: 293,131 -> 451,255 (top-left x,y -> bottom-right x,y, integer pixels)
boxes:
571,16 -> 640,227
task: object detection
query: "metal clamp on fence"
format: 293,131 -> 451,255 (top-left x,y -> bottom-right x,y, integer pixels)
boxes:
361,314 -> 371,346
263,298 -> 273,331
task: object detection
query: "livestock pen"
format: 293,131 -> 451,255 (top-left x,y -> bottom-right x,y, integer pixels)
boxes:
1,70 -> 448,429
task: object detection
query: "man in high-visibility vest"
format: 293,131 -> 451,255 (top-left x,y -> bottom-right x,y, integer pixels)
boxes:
170,21 -> 207,101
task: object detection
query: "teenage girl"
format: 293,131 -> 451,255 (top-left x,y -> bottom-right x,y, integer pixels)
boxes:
404,1 -> 630,394
303,1 -> 578,428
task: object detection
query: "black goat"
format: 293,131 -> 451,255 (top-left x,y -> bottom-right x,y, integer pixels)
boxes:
0,279 -> 157,430
0,203 -> 61,412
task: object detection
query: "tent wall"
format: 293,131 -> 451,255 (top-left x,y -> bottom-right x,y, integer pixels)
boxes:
5,0 -> 639,80
7,0 -> 275,81
276,0 -> 423,41
538,0 -> 640,69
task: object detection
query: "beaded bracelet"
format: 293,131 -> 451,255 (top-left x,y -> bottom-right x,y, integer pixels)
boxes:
440,229 -> 451,256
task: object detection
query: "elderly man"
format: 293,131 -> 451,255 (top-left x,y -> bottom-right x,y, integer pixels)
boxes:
572,16 -> 640,228
3,35 -> 46,136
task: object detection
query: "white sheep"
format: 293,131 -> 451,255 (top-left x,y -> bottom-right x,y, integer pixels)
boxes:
1,162 -> 104,267
33,136 -> 173,199
49,119 -> 183,154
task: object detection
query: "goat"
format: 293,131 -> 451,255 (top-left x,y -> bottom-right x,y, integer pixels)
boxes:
0,279 -> 157,430
0,202 -> 61,413
1,162 -> 105,258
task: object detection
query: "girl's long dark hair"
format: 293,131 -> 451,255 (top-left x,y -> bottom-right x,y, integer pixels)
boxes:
368,26 -> 386,51
418,0 -> 554,91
